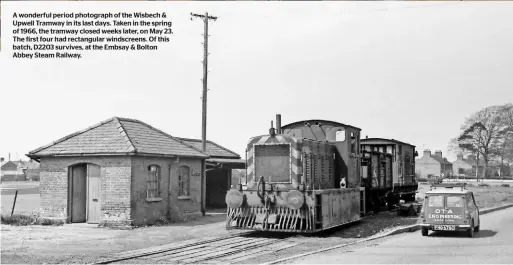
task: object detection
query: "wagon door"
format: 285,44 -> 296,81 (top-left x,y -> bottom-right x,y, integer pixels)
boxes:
424,195 -> 444,225
444,195 -> 465,225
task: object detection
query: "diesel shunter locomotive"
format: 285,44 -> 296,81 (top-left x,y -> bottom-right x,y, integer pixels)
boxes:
225,114 -> 364,233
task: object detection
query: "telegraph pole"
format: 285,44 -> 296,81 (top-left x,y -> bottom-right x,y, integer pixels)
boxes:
191,12 -> 217,216
191,12 -> 217,153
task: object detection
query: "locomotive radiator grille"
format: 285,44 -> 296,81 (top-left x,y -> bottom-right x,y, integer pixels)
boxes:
226,206 -> 316,233
255,144 -> 291,182
328,154 -> 333,185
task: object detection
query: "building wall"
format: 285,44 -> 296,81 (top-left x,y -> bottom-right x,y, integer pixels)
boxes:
415,154 -> 441,179
130,156 -> 203,225
415,162 -> 440,179
39,156 -> 132,225
452,159 -> 472,175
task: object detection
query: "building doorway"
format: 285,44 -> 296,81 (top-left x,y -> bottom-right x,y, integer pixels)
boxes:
206,168 -> 230,210
68,163 -> 101,224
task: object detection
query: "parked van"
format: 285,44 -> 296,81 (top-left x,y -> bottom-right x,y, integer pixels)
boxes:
419,183 -> 480,237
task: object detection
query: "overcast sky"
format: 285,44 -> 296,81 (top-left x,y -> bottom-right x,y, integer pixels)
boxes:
1,1 -> 512,163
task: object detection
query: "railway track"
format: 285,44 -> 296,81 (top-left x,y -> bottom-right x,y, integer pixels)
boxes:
95,232 -> 300,264
94,212 -> 392,264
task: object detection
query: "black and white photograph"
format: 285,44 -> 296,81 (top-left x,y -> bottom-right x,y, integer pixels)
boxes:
1,1 -> 513,264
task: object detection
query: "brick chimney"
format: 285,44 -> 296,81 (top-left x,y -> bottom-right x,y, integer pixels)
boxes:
423,149 -> 431,157
434,150 -> 442,158
456,154 -> 464,160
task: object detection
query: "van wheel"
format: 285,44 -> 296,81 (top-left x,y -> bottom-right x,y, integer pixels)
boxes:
421,228 -> 428,236
467,220 -> 475,238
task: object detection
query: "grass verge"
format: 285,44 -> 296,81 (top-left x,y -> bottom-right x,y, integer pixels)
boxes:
1,212 -> 64,226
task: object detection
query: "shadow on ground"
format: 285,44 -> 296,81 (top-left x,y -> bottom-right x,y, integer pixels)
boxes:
429,229 -> 497,238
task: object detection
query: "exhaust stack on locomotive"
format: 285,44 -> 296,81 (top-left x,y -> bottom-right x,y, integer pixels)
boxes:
225,114 -> 363,233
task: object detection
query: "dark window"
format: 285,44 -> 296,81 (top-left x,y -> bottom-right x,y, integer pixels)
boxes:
147,165 -> 161,198
178,166 -> 190,196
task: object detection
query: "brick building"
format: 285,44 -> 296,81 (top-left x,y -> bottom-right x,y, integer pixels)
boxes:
27,117 -> 242,227
415,149 -> 453,179
176,137 -> 245,209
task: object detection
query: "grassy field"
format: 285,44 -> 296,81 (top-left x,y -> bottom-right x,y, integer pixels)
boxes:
0,181 -> 40,215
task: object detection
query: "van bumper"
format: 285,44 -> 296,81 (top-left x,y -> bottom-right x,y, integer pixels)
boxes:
420,224 -> 471,231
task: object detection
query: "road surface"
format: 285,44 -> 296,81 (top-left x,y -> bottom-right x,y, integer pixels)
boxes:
288,206 -> 513,264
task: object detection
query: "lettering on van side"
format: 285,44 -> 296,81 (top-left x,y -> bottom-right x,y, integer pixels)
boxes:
428,208 -> 463,220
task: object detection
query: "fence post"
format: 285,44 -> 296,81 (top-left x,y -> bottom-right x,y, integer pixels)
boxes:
11,190 -> 19,217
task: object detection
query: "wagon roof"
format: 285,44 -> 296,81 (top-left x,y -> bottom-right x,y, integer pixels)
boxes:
27,117 -> 209,159
361,138 -> 416,147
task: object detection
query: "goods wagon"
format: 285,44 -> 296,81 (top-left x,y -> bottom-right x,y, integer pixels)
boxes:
360,138 -> 419,213
225,115 -> 363,233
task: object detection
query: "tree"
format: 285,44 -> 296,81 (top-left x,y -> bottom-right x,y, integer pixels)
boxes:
448,137 -> 473,157
456,105 -> 506,180
496,103 -> 513,176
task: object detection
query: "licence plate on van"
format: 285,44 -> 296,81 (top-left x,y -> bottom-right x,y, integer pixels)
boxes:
434,225 -> 455,231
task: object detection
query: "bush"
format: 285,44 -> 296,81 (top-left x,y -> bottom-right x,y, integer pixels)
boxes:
500,184 -> 510,188
0,213 -> 64,226
478,183 -> 490,187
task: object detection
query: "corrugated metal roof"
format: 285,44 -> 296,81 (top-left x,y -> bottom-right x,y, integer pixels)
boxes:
207,158 -> 245,164
27,117 -> 208,158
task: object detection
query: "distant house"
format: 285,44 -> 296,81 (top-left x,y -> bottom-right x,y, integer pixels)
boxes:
0,159 -> 40,181
452,154 -> 474,176
452,154 -> 511,178
415,150 -> 453,179
27,117 -> 243,227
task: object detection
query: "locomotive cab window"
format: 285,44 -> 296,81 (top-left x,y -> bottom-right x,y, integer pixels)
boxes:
335,129 -> 346,142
